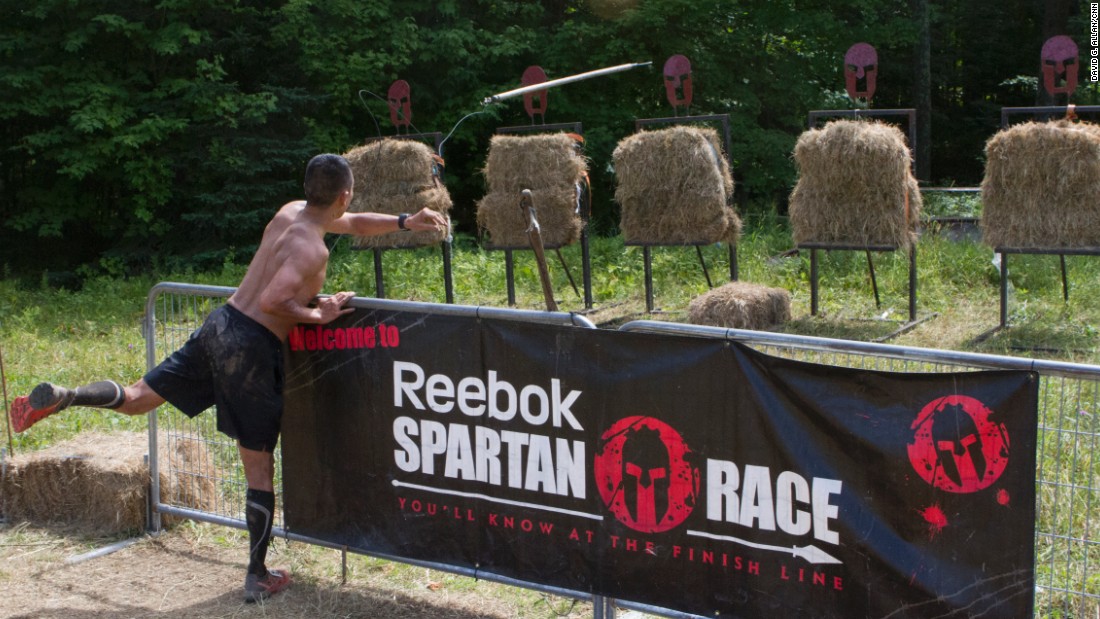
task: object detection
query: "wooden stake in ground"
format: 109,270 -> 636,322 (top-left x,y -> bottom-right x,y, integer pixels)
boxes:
520,189 -> 558,312
1,341 -> 12,455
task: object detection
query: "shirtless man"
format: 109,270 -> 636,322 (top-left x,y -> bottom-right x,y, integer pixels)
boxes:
9,153 -> 447,603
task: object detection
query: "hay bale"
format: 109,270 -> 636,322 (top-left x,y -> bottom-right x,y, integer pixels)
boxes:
349,186 -> 452,249
483,133 -> 588,193
688,281 -> 791,330
476,186 -> 583,249
788,119 -> 920,250
477,133 -> 588,248
345,138 -> 437,188
981,120 -> 1100,249
613,125 -> 740,245
0,431 -> 218,534
343,139 -> 452,249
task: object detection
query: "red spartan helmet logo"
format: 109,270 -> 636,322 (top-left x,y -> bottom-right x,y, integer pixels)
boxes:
844,43 -> 878,101
521,65 -> 549,120
594,416 -> 699,533
1041,35 -> 1079,96
387,80 -> 412,129
908,395 -> 1010,494
663,54 -> 693,110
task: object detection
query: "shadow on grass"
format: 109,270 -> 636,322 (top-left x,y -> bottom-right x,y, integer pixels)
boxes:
6,549 -> 538,619
6,581 -> 524,619
969,321 -> 1098,360
781,314 -> 926,343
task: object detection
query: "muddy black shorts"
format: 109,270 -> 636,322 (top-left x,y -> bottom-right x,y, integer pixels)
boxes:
145,303 -> 284,452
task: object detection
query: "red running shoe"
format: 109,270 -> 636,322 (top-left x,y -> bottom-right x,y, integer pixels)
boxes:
10,396 -> 55,433
243,568 -> 292,603
9,383 -> 74,432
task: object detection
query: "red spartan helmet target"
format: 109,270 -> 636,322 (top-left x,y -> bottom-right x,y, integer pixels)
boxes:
387,80 -> 412,129
908,395 -> 1010,494
1041,35 -> 1079,96
594,416 -> 699,533
663,54 -> 693,109
844,43 -> 878,101
521,65 -> 549,120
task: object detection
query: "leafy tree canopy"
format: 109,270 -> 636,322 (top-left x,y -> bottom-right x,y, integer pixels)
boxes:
0,0 -> 1090,280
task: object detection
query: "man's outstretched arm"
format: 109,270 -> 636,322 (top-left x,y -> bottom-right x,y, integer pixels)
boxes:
326,207 -> 447,237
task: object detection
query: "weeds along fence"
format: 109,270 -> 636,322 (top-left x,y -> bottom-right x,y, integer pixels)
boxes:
146,283 -> 1099,619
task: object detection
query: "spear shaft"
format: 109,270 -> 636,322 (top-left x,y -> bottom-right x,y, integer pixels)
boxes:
483,62 -> 651,105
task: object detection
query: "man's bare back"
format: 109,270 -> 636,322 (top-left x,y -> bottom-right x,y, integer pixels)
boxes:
228,194 -> 448,340
229,200 -> 353,339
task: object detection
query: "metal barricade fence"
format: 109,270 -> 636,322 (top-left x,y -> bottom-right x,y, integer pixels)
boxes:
143,282 -> 635,618
146,283 -> 1099,618
619,320 -> 1100,619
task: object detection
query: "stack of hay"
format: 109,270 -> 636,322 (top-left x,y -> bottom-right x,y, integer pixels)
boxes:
476,133 -> 588,249
789,119 -> 921,249
981,120 -> 1100,249
344,139 -> 452,249
613,125 -> 740,245
688,281 -> 791,330
0,431 -> 217,534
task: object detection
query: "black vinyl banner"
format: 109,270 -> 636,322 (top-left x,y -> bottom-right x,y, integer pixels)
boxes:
282,309 -> 1038,618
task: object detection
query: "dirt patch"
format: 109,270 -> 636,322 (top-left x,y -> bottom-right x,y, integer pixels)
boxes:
0,522 -> 594,618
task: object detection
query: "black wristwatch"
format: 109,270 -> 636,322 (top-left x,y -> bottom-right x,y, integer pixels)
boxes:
397,213 -> 410,231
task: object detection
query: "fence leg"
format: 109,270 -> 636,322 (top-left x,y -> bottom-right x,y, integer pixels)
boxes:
148,410 -> 162,533
592,595 -> 616,619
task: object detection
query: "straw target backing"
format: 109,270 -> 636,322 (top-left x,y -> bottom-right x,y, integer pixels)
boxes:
981,120 -> 1100,249
788,119 -> 920,250
613,126 -> 740,245
344,139 -> 452,249
477,133 -> 588,248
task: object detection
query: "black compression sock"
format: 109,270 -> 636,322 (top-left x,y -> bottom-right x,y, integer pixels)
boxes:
246,488 -> 276,577
73,380 -> 126,409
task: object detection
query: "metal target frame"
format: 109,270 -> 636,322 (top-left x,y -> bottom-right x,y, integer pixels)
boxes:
353,131 -> 456,305
799,108 -> 927,339
626,113 -> 739,313
481,121 -> 594,310
983,105 -> 1100,336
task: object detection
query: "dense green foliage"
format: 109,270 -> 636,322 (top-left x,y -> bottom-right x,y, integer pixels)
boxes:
1,0 -> 1096,279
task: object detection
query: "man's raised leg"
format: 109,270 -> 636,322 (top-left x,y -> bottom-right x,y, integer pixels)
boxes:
10,378 -> 165,432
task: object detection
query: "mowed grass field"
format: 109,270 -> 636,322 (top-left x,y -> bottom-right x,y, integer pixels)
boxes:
2,216 -> 1099,617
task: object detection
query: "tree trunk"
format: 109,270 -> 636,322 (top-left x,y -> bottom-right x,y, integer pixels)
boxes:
911,0 -> 932,181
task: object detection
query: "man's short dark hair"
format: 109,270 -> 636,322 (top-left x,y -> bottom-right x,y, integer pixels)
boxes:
303,154 -> 354,206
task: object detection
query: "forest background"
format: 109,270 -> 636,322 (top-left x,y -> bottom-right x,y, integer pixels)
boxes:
1,0 -> 1096,283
